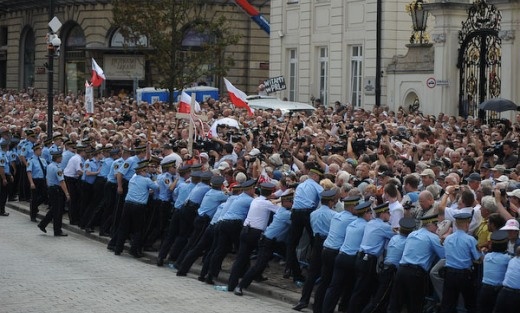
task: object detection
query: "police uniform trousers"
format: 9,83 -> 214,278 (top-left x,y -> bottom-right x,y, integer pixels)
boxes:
107,180 -> 129,248
114,201 -> 147,254
143,199 -> 171,249
286,209 -> 314,280
493,286 -> 520,313
84,177 -> 107,229
18,163 -> 30,201
238,235 -> 277,290
299,234 -> 326,306
98,181 -> 117,234
321,252 -> 358,313
0,177 -> 9,214
227,225 -> 263,291
6,174 -> 16,202
477,283 -> 502,313
9,163 -> 18,200
387,264 -> 429,313
175,213 -> 211,266
347,252 -> 379,313
38,186 -> 65,235
360,263 -> 397,313
79,180 -> 95,228
157,207 -> 182,261
312,247 -> 339,313
208,219 -> 243,281
199,222 -> 221,280
29,178 -> 47,220
440,267 -> 476,313
177,223 -> 216,276
64,176 -> 81,225
168,200 -> 200,262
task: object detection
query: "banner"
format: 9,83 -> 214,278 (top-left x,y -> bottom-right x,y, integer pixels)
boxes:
263,76 -> 286,94
85,81 -> 94,114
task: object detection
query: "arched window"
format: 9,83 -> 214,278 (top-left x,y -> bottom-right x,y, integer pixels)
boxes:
64,24 -> 86,94
21,27 -> 35,88
110,28 -> 148,48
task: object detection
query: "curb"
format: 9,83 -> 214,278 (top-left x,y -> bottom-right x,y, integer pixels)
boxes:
7,202 -> 301,305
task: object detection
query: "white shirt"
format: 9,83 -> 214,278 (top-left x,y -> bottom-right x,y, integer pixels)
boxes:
161,152 -> 182,167
243,196 -> 280,230
445,206 -> 482,235
63,154 -> 83,178
389,200 -> 404,228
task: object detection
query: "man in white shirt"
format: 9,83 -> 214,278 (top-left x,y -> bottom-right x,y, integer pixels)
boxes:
63,145 -> 87,225
384,183 -> 404,229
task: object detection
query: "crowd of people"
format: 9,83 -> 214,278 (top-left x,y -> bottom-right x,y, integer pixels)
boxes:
1,87 -> 520,313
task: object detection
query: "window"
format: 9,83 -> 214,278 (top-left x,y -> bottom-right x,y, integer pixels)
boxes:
318,47 -> 328,105
22,28 -> 35,88
350,45 -> 363,107
288,49 -> 298,101
0,27 -> 7,46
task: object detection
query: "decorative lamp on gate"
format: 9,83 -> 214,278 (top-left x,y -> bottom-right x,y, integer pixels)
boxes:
406,0 -> 429,45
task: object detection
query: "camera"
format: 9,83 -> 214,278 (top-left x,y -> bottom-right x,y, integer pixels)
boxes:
500,189 -> 507,197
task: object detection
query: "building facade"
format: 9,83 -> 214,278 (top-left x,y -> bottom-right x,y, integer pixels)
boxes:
270,0 -> 520,119
0,0 -> 270,97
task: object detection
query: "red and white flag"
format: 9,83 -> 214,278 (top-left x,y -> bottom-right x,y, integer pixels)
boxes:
178,91 -> 201,114
91,58 -> 106,87
223,78 -> 254,116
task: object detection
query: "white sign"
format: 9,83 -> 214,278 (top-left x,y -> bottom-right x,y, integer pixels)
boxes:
263,76 -> 286,94
437,79 -> 449,86
48,16 -> 62,33
426,77 -> 436,88
85,84 -> 94,114
103,55 -> 145,80
364,77 -> 375,95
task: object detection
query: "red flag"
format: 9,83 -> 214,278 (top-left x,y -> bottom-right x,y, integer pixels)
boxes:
223,78 -> 254,116
91,58 -> 106,87
178,91 -> 201,113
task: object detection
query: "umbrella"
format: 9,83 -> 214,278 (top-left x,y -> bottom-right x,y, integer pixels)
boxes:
209,117 -> 240,138
479,98 -> 518,112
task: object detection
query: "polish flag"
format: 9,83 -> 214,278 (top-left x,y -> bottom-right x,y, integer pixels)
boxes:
178,91 -> 201,114
223,78 -> 254,116
91,58 -> 106,87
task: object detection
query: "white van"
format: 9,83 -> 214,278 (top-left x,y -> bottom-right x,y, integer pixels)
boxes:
246,95 -> 316,115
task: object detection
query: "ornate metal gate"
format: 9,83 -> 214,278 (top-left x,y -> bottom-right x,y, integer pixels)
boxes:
457,0 -> 501,122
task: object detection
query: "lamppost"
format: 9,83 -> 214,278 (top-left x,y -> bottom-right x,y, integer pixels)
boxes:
406,0 -> 429,45
46,0 -> 61,138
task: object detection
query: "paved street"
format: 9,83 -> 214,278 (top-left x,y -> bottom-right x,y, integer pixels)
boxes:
0,209 -> 290,313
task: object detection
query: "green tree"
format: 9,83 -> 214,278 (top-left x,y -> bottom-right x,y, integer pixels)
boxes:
112,0 -> 240,100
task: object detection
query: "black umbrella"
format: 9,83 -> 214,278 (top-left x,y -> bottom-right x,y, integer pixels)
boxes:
479,98 -> 518,112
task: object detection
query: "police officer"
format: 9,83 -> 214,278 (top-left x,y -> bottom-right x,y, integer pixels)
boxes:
98,148 -> 123,236
143,159 -> 176,251
26,143 -> 47,222
156,164 -> 193,266
18,129 -> 37,201
175,175 -> 228,267
37,150 -> 70,236
286,163 -> 324,282
205,180 -> 256,284
113,160 -> 159,257
387,213 -> 445,313
234,190 -> 294,295
478,230 -> 511,313
361,217 -> 415,313
292,189 -> 338,310
299,195 -> 359,312
0,138 -> 11,216
347,202 -> 396,313
168,170 -> 211,263
195,183 -> 244,281
493,246 -> 520,313
321,201 -> 372,313
226,182 -> 279,292
440,212 -> 482,313
81,148 -> 102,230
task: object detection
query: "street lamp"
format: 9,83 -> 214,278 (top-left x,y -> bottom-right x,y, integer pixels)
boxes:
406,0 -> 429,45
46,10 -> 62,138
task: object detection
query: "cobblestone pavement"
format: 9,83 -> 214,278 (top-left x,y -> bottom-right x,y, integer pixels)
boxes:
0,209 -> 292,313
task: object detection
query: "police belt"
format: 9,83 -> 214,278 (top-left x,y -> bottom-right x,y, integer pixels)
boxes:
292,208 -> 314,212
33,177 -> 45,181
314,234 -> 327,240
323,246 -> 339,254
481,283 -> 502,292
445,266 -> 472,274
125,200 -> 147,207
358,251 -> 378,260
503,286 -> 520,294
183,200 -> 200,210
48,185 -> 62,192
400,263 -> 426,273
383,263 -> 397,271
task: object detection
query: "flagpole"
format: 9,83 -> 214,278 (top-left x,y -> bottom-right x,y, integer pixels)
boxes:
187,93 -> 196,155
47,0 -> 55,138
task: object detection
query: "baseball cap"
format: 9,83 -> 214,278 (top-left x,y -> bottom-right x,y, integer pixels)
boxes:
507,189 -> 520,199
420,169 -> 435,178
199,152 -> 209,159
500,219 -> 520,231
465,172 -> 482,182
217,162 -> 230,171
495,175 -> 509,183
248,148 -> 261,156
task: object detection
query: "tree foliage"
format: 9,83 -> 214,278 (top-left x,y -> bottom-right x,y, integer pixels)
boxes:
112,0 -> 240,93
